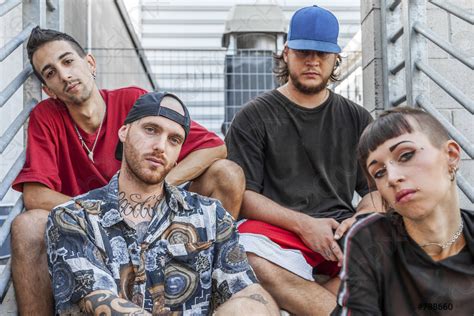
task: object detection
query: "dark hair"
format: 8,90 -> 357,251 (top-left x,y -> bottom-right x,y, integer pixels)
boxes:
27,26 -> 87,84
357,107 -> 450,207
273,49 -> 342,86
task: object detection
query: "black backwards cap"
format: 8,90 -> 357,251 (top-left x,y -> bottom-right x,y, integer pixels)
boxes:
115,91 -> 191,161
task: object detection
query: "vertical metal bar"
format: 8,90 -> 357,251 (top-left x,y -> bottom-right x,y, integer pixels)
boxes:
401,0 -> 427,107
380,0 -> 390,109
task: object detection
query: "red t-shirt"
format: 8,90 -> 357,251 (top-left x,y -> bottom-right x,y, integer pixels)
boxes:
13,86 -> 224,197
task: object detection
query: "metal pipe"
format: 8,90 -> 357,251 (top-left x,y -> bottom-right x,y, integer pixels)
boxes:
390,60 -> 405,75
391,94 -> 406,107
0,198 -> 23,251
0,0 -> 21,17
0,100 -> 38,153
46,0 -> 57,11
0,65 -> 33,108
0,259 -> 12,300
0,24 -> 36,62
429,0 -> 474,25
417,95 -> 474,158
457,173 -> 474,203
0,151 -> 26,201
415,60 -> 474,114
389,26 -> 404,43
414,23 -> 473,69
388,0 -> 402,11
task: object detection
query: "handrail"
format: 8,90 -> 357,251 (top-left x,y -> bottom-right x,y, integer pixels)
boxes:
0,151 -> 26,201
0,65 -> 33,108
0,99 -> 37,153
417,95 -> 474,159
413,23 -> 473,69
0,0 -> 21,17
457,173 -> 474,204
0,23 -> 35,62
0,258 -> 12,301
429,0 -> 474,24
388,0 -> 401,11
415,60 -> 474,114
0,198 -> 23,252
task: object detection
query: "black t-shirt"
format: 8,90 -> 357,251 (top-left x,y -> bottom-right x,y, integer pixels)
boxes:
225,89 -> 373,222
332,209 -> 474,316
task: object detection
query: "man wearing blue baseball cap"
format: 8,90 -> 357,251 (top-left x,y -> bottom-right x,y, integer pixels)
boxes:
226,5 -> 382,315
45,92 -> 279,315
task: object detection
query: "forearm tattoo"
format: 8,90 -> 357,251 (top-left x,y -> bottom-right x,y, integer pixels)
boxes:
81,290 -> 151,315
118,192 -> 162,219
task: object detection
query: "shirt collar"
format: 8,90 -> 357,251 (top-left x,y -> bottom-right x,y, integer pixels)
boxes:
97,173 -> 192,228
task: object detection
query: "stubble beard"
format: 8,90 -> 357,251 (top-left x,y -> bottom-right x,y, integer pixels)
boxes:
287,60 -> 330,95
123,142 -> 172,186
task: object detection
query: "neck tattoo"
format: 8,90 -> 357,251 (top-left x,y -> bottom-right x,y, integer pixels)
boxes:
420,219 -> 464,250
74,107 -> 106,163
118,192 -> 163,219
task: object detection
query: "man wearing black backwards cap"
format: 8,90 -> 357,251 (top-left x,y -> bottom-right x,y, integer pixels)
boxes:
45,92 -> 279,315
11,27 -> 244,315
225,5 -> 383,315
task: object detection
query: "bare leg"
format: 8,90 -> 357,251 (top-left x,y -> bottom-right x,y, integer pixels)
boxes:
247,253 -> 337,316
189,159 -> 245,219
11,209 -> 53,315
323,277 -> 341,296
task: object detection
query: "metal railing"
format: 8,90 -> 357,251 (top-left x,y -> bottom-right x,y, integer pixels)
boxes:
380,0 -> 474,202
0,0 -> 60,302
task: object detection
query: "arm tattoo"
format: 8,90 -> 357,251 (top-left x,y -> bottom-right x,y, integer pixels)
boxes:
118,192 -> 162,219
81,290 -> 151,315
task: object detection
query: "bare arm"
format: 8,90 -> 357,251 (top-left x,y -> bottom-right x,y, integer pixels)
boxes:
166,144 -> 227,186
214,284 -> 279,316
23,182 -> 70,211
80,290 -> 151,316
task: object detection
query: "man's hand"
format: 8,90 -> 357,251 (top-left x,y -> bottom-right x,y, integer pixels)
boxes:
334,215 -> 357,242
296,216 -> 343,264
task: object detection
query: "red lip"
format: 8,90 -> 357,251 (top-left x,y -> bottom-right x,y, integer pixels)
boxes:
395,189 -> 418,203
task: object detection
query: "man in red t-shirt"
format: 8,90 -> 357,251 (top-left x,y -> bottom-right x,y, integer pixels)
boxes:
11,27 -> 245,315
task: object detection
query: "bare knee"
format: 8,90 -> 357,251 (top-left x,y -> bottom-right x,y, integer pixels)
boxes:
247,253 -> 281,287
11,209 -> 49,254
206,159 -> 245,194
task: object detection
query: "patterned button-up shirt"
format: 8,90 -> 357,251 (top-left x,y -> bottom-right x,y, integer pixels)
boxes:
46,174 -> 257,315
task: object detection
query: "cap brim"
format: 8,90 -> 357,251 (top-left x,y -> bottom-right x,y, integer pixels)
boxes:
288,39 -> 341,53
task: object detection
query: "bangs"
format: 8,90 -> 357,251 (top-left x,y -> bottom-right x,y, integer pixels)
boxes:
358,112 -> 414,169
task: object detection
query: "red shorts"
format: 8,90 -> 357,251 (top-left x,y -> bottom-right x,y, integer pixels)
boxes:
238,220 -> 340,279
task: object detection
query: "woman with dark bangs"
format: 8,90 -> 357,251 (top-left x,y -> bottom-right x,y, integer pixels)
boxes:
332,107 -> 473,316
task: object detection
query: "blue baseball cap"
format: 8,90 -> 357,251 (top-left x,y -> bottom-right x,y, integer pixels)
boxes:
287,5 -> 341,53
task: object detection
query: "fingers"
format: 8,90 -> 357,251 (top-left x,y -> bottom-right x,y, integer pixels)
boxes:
334,217 -> 356,240
330,241 -> 344,267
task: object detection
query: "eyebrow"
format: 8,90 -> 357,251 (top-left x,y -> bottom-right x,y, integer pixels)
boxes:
40,52 -> 73,75
367,140 -> 415,168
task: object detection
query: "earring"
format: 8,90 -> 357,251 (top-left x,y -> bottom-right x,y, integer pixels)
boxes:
449,166 -> 458,182
92,72 -> 96,80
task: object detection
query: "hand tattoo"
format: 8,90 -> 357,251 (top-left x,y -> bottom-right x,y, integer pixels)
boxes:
119,192 -> 162,219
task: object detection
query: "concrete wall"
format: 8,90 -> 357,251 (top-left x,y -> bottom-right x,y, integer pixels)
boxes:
361,0 -> 473,209
63,0 -> 153,91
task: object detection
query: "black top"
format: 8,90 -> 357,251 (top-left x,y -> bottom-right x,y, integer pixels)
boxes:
225,89 -> 373,222
332,209 -> 474,316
